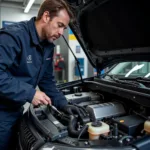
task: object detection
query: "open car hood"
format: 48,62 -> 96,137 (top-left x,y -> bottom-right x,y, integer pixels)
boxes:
68,0 -> 150,69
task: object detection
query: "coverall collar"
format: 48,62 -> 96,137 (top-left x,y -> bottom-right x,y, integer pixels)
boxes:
28,17 -> 41,46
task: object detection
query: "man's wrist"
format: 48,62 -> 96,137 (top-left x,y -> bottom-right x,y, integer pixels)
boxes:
26,88 -> 36,103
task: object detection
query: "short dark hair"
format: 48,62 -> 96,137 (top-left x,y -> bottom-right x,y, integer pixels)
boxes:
36,0 -> 74,22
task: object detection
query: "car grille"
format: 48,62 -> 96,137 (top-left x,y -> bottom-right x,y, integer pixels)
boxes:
19,119 -> 36,150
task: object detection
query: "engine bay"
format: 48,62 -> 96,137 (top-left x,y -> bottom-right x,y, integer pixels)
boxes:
25,84 -> 150,149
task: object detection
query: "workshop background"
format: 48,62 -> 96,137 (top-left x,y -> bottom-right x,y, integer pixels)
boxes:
0,0 -> 95,84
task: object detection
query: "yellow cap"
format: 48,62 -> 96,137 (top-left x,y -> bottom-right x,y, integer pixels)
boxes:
120,120 -> 124,123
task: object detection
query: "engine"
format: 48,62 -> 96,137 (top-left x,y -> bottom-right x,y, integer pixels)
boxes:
46,91 -> 145,146
24,90 -> 149,149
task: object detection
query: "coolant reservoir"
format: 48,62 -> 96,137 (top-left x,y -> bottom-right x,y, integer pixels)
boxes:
87,121 -> 109,140
144,117 -> 150,134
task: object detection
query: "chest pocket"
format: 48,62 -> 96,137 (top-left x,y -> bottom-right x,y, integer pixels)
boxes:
42,48 -> 54,72
42,56 -> 52,73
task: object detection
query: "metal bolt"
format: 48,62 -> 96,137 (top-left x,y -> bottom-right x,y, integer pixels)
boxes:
84,141 -> 88,145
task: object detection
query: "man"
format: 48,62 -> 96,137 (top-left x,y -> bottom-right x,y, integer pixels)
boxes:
0,0 -> 74,149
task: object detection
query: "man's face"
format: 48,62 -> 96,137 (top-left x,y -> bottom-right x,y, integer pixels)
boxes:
44,9 -> 70,42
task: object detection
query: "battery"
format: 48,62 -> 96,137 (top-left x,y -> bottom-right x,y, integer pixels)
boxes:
112,115 -> 145,136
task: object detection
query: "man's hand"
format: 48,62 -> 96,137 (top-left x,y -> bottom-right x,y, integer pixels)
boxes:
32,91 -> 51,106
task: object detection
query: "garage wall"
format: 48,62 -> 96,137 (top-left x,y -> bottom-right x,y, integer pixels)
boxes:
0,6 -> 37,28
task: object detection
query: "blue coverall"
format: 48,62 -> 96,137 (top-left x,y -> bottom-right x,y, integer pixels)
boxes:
0,17 -> 67,149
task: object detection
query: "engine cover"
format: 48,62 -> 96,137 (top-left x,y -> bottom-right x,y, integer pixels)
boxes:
86,102 -> 125,121
65,92 -> 101,106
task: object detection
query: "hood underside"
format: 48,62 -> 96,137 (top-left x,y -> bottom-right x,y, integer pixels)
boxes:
69,0 -> 150,69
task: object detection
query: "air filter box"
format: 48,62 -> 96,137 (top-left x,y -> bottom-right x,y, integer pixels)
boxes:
113,115 -> 145,136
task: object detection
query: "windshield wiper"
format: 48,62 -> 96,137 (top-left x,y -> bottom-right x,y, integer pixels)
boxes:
105,75 -> 146,88
118,77 -> 150,83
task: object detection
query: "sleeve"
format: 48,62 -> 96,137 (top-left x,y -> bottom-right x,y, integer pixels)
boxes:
0,32 -> 36,104
38,51 -> 68,110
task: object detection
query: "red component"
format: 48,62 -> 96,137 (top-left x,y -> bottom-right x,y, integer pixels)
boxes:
53,53 -> 65,71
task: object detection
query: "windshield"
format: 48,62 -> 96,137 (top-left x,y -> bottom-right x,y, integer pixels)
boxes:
108,62 -> 150,78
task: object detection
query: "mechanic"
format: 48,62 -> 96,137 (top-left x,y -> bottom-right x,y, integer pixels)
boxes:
0,0 -> 76,149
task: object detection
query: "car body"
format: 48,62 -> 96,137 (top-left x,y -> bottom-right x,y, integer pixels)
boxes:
18,0 -> 150,150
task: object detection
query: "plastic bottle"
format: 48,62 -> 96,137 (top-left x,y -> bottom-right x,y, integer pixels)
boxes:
144,116 -> 150,134
87,121 -> 109,140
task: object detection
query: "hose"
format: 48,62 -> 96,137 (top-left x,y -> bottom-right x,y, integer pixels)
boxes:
68,115 -> 87,137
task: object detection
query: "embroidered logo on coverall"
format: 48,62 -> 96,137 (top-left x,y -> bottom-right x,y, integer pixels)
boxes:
27,55 -> 32,63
